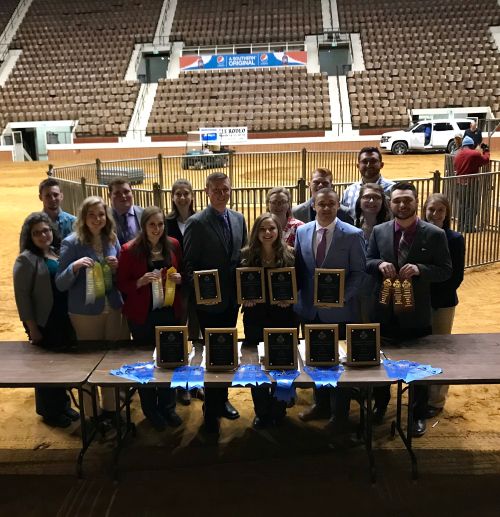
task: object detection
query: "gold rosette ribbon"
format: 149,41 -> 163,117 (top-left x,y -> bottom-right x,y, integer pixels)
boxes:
85,262 -> 109,304
400,278 -> 415,311
379,278 -> 393,305
163,266 -> 177,307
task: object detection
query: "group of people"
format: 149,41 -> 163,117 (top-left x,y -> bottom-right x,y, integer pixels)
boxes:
13,146 -> 465,438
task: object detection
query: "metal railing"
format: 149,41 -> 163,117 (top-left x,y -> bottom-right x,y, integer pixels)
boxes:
0,0 -> 30,62
52,154 -> 500,269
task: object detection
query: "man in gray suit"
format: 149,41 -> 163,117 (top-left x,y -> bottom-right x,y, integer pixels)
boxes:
184,172 -> 247,433
367,181 -> 452,437
292,167 -> 353,225
109,178 -> 144,245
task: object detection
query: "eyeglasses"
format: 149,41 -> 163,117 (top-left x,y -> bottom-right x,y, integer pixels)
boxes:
361,194 -> 383,201
31,227 -> 52,237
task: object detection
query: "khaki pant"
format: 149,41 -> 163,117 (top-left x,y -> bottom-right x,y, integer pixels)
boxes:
428,306 -> 456,408
70,308 -> 130,416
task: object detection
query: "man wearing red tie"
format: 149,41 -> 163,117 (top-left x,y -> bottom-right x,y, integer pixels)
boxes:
294,188 -> 366,429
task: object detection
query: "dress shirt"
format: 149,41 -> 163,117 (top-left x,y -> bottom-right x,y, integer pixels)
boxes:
313,218 -> 336,259
341,175 -> 394,220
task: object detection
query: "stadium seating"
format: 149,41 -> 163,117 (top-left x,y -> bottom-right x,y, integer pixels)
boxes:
170,0 -> 323,46
0,0 -> 163,137
340,0 -> 500,128
146,67 -> 332,135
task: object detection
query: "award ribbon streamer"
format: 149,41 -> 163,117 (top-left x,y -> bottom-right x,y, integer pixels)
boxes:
110,361 -> 155,384
268,369 -> 300,402
163,266 -> 176,307
170,365 -> 190,389
187,366 -> 205,390
383,360 -> 442,383
101,261 -> 113,293
303,365 -> 345,388
151,269 -> 164,310
85,263 -> 110,304
85,267 -> 96,305
231,364 -> 271,387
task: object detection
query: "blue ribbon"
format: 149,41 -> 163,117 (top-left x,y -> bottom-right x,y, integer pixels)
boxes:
303,365 -> 344,388
187,366 -> 205,390
110,361 -> 155,384
170,366 -> 191,389
268,369 -> 300,402
383,360 -> 442,383
231,364 -> 271,387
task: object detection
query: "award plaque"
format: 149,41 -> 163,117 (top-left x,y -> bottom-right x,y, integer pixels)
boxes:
155,326 -> 188,368
313,269 -> 345,307
304,324 -> 339,366
263,328 -> 298,370
346,323 -> 380,366
194,269 -> 221,305
236,267 -> 266,304
267,267 -> 297,305
205,328 -> 238,371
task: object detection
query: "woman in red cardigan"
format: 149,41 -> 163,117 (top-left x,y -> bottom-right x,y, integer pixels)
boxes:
117,206 -> 184,431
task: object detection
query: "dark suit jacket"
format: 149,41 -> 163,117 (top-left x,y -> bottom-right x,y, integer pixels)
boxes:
183,205 -> 247,314
366,220 -> 452,331
430,229 -> 465,309
292,198 -> 354,225
113,205 -> 144,245
166,217 -> 184,248
117,238 -> 183,325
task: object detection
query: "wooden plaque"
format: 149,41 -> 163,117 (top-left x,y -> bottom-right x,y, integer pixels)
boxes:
205,328 -> 238,371
346,324 -> 380,367
314,269 -> 345,307
267,267 -> 297,305
263,328 -> 298,370
304,324 -> 339,366
155,326 -> 188,368
194,269 -> 221,305
236,267 -> 266,304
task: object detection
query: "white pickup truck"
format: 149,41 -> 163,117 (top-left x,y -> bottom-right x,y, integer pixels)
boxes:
380,119 -> 474,155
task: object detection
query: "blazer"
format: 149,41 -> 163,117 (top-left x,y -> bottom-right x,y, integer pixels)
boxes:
292,198 -> 354,226
55,233 -> 123,315
430,228 -> 465,309
166,217 -> 185,248
294,219 -> 366,323
114,205 -> 144,245
183,205 -> 247,314
117,237 -> 184,325
366,220 -> 452,330
13,250 -> 53,327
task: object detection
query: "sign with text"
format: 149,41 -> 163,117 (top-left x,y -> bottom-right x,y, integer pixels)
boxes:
200,126 -> 248,144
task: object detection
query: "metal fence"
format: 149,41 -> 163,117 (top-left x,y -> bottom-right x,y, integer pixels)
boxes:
53,154 -> 500,269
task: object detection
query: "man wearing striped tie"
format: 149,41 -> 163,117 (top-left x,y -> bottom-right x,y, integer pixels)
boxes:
294,187 -> 366,430
366,181 -> 452,436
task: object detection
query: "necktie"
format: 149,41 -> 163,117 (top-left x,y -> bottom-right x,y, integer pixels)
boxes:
398,230 -> 410,269
122,213 -> 131,243
218,212 -> 232,249
316,228 -> 327,266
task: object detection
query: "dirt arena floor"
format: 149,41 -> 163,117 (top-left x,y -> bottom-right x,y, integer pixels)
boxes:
0,152 -> 500,515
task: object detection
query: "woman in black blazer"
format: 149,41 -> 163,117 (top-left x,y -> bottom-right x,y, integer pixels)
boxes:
423,193 -> 465,415
165,179 -> 201,405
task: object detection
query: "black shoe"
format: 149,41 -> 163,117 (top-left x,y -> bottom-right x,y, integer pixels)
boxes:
194,388 -> 205,401
221,401 -> 240,420
412,418 -> 427,438
177,390 -> 191,406
298,404 -> 329,422
252,415 -> 269,430
372,407 -> 386,425
42,414 -> 72,428
164,410 -> 182,428
423,405 -> 442,419
144,410 -> 167,432
64,407 -> 80,422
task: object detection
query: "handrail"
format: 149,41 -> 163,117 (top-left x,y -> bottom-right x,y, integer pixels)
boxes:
0,0 -> 31,62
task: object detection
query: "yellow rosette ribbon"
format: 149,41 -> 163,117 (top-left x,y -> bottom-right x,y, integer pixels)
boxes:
163,266 -> 177,307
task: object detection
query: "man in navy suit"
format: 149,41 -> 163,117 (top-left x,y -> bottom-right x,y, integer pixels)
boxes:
184,172 -> 247,433
109,178 -> 144,245
294,187 -> 366,429
367,181 -> 452,437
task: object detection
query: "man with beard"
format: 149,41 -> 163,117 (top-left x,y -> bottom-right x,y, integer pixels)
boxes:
366,182 -> 452,437
341,147 -> 394,221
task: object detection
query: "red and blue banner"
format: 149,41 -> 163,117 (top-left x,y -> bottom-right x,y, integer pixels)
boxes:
180,51 -> 307,71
